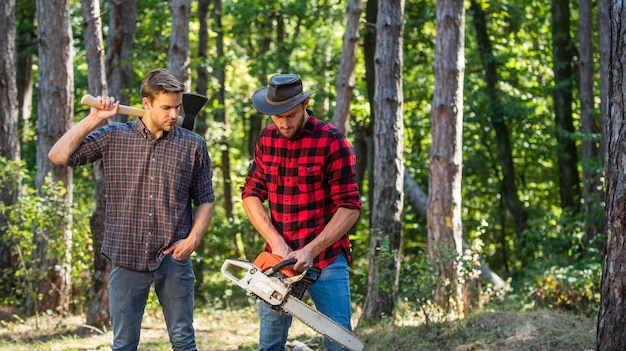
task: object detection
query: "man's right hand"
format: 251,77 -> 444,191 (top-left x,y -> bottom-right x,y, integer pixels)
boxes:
90,95 -> 120,120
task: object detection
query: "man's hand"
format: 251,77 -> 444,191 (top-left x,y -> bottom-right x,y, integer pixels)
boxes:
163,237 -> 198,260
285,247 -> 315,272
90,96 -> 120,121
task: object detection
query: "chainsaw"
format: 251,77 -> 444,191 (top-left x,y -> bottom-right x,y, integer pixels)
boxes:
221,252 -> 365,351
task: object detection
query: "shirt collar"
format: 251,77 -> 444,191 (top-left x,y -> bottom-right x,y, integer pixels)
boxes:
135,118 -> 168,141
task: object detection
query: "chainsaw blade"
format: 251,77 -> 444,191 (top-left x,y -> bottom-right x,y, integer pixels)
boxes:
281,297 -> 364,351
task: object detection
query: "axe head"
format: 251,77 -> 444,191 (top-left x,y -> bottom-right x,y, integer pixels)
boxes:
181,92 -> 208,131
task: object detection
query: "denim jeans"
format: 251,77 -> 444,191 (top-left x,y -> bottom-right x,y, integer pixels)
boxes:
259,252 -> 353,351
109,255 -> 196,351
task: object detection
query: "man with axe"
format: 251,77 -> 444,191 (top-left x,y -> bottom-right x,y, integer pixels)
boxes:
49,68 -> 214,351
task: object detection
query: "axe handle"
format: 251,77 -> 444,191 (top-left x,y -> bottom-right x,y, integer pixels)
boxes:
80,94 -> 184,126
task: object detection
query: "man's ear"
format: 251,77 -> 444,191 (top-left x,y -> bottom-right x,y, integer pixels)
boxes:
142,97 -> 151,110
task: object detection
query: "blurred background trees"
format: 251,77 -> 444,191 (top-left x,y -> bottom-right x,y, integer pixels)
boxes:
0,0 -> 607,336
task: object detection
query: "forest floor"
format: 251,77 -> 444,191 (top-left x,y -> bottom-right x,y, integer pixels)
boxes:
0,302 -> 596,351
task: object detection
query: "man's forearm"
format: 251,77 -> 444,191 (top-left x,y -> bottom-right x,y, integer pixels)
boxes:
303,207 -> 360,258
48,114 -> 103,165
242,196 -> 290,255
189,202 -> 215,248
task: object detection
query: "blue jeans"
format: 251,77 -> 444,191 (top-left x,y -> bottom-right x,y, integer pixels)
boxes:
109,255 -> 196,351
259,252 -> 353,351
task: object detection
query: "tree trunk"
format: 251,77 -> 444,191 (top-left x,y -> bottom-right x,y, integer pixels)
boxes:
428,0 -> 465,314
212,0 -> 233,221
81,0 -> 110,327
106,0 -> 136,120
330,0 -> 362,135
597,0 -> 609,162
551,0 -> 580,213
34,0 -> 73,316
192,0 -> 211,303
578,0 -> 602,248
0,0 -> 21,297
597,3 -> 626,348
360,0 -> 377,203
194,0 -> 210,137
16,0 -> 35,143
468,0 -> 528,263
169,0 -> 191,89
360,0 -> 404,323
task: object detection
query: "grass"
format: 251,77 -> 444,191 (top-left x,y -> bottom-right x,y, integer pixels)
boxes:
0,303 -> 596,351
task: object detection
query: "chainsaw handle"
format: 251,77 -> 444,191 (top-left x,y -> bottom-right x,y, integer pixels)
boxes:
271,258 -> 297,274
220,258 -> 254,289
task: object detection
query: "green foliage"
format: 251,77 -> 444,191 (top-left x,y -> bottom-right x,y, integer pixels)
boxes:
517,221 -> 603,317
397,244 -> 483,325
0,167 -> 67,311
0,158 -> 94,315
526,262 -> 600,317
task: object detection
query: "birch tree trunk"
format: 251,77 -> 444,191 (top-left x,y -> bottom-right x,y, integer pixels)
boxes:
82,0 -> 110,327
360,0 -> 404,323
428,0 -> 465,314
34,0 -> 73,316
597,2 -> 626,348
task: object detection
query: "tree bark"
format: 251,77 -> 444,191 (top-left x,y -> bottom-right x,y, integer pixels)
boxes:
330,0 -> 362,135
81,0 -> 110,327
597,3 -> 626,348
34,0 -> 73,316
169,0 -> 191,89
360,0 -> 404,323
0,0 -> 21,297
578,0 -> 602,248
428,0 -> 465,314
551,0 -> 580,213
598,0 -> 609,162
106,0 -> 136,120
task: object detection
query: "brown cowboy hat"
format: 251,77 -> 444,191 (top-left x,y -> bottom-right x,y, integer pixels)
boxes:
252,74 -> 315,115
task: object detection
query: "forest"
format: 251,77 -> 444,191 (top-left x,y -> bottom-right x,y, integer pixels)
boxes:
1,0 -> 626,350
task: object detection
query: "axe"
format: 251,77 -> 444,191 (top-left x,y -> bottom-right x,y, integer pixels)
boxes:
80,93 -> 208,131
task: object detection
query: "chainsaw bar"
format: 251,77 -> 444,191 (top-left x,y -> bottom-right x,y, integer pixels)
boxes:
281,297 -> 365,351
220,258 -> 365,351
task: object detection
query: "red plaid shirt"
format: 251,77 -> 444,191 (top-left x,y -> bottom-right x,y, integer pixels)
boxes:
67,119 -> 214,271
242,112 -> 361,269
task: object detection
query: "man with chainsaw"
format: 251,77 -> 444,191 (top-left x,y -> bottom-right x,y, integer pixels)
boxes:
242,73 -> 361,351
48,68 -> 214,351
